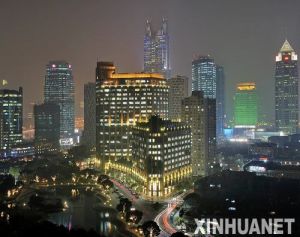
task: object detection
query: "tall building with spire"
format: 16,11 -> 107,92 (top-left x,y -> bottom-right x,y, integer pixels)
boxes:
44,61 -> 75,141
275,40 -> 299,134
144,18 -> 171,79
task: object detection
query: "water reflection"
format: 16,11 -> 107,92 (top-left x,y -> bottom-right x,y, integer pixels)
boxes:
97,211 -> 116,236
47,188 -> 121,236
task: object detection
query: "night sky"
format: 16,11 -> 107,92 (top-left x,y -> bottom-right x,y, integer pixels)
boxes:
1,0 -> 300,122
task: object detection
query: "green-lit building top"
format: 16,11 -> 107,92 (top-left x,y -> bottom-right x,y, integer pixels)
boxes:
234,82 -> 258,128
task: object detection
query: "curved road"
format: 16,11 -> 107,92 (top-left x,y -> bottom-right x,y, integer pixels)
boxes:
155,191 -> 192,237
110,178 -> 153,221
111,178 -> 191,237
154,202 -> 177,237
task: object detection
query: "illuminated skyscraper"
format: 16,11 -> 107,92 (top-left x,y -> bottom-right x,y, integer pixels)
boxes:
0,87 -> 23,156
44,61 -> 75,141
192,56 -> 224,140
275,40 -> 299,134
96,62 -> 168,168
144,18 -> 171,79
167,75 -> 189,120
82,82 -> 96,148
192,56 -> 216,98
234,82 -> 258,128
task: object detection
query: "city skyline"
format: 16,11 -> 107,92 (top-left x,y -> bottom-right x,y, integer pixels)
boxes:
1,0 -> 300,123
1,2 -> 300,236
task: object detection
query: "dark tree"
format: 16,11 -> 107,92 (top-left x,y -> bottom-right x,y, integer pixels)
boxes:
126,209 -> 143,224
170,232 -> 186,237
179,209 -> 185,217
0,175 -> 15,195
141,220 -> 161,237
28,195 -> 45,209
116,198 -> 132,214
68,145 -> 90,160
0,212 -> 104,237
97,174 -> 109,183
101,179 -> 114,189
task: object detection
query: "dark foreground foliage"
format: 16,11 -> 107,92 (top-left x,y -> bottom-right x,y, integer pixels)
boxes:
0,213 -> 103,237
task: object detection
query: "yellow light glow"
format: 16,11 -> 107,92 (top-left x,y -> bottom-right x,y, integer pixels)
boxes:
237,82 -> 256,91
110,73 -> 164,79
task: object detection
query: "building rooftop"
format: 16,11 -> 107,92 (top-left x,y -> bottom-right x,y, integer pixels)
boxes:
135,115 -> 189,133
280,39 -> 294,53
110,73 -> 164,79
237,82 -> 256,91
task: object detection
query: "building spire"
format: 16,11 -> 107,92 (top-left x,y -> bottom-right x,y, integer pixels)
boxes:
161,17 -> 168,34
280,39 -> 294,53
2,80 -> 8,86
145,19 -> 152,36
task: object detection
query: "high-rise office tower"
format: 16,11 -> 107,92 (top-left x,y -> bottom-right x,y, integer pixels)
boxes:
182,91 -> 216,176
192,56 -> 216,98
132,115 -> 191,198
167,75 -> 189,120
44,61 -> 75,141
34,103 -> 60,151
0,87 -> 23,156
144,18 -> 171,79
206,98 -> 217,171
192,56 -> 224,141
96,62 -> 168,168
216,65 -> 225,139
275,40 -> 299,134
82,82 -> 96,148
234,82 -> 258,128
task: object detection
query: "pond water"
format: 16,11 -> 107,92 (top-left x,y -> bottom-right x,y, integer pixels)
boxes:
46,187 -> 131,237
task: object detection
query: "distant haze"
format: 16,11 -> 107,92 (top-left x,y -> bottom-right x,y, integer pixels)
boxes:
1,0 -> 300,123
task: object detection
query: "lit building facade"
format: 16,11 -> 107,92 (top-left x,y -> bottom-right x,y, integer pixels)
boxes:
0,87 -> 23,156
192,56 -> 216,98
234,82 -> 258,128
132,116 -> 191,198
44,61 -> 75,141
34,102 -> 60,152
167,75 -> 189,120
216,65 -> 225,139
144,19 -> 171,79
182,91 -> 216,176
192,56 -> 224,141
82,82 -> 96,148
206,98 -> 217,174
275,40 -> 299,134
96,62 -> 168,168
